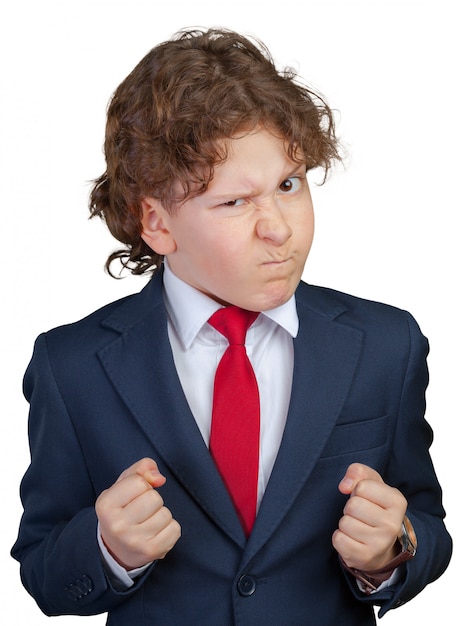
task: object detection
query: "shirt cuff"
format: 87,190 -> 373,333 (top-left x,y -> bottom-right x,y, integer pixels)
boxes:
356,566 -> 402,594
97,522 -> 152,589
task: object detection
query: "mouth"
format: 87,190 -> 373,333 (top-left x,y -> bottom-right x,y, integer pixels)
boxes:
262,257 -> 290,266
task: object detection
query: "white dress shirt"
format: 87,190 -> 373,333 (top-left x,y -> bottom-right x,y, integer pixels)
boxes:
162,259 -> 298,507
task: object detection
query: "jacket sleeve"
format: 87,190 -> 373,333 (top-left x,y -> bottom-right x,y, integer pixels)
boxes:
344,311 -> 452,616
11,333 -> 154,617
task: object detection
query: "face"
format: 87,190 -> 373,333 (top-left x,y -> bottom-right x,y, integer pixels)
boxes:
141,127 -> 314,311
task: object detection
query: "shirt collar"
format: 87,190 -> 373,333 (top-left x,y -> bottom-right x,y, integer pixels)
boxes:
162,259 -> 299,349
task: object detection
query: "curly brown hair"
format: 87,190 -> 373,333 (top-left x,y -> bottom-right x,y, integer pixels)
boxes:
89,28 -> 341,276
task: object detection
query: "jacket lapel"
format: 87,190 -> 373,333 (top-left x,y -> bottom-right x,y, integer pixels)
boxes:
244,287 -> 363,559
98,275 -> 246,547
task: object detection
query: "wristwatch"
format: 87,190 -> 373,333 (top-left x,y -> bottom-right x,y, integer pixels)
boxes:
341,515 -> 417,594
398,515 -> 418,559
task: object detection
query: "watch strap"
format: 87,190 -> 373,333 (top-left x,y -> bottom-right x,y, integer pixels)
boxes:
340,515 -> 416,594
340,548 -> 413,593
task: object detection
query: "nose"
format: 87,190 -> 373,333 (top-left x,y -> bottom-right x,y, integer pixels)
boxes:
255,202 -> 292,245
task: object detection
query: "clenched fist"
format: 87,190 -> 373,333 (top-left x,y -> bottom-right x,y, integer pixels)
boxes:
332,463 -> 407,572
96,458 -> 181,570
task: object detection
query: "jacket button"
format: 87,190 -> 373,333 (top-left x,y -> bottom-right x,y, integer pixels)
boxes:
237,574 -> 256,596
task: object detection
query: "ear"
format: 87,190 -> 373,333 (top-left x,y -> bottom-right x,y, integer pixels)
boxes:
140,197 -> 177,255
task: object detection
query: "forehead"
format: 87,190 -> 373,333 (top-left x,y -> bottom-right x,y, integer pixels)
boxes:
210,129 -> 304,187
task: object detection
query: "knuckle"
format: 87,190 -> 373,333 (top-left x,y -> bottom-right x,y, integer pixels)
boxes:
156,519 -> 182,558
152,490 -> 165,507
133,473 -> 149,490
394,489 -> 408,509
338,515 -> 357,539
95,493 -> 115,522
353,480 -> 368,497
343,495 -> 360,516
168,519 -> 182,543
159,506 -> 173,525
332,528 -> 342,549
173,519 -> 182,538
95,488 -> 110,509
108,516 -> 128,538
125,533 -> 142,552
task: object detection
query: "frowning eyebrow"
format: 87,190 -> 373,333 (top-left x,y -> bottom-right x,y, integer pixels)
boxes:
206,162 -> 306,202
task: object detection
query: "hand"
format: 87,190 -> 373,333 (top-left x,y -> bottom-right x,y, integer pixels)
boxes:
95,458 -> 181,570
332,463 -> 407,571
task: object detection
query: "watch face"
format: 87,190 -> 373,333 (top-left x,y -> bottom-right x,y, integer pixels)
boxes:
401,515 -> 417,555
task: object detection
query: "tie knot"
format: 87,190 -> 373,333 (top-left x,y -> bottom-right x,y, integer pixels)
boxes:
208,306 -> 259,345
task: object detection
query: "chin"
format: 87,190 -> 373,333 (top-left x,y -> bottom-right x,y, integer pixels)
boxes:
267,281 -> 299,308
218,283 -> 296,312
256,291 -> 294,312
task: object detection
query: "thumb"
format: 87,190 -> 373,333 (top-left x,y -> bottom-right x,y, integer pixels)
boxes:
117,457 -> 167,489
338,462 -> 383,495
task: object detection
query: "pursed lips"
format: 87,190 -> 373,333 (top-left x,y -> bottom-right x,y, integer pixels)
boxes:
261,256 -> 292,266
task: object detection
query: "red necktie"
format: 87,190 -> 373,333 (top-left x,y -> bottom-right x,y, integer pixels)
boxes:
208,306 -> 260,536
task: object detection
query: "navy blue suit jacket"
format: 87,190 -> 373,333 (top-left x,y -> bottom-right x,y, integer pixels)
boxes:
12,274 -> 452,624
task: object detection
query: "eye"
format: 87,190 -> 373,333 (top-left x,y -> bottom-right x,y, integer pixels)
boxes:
279,176 -> 302,193
221,198 -> 246,207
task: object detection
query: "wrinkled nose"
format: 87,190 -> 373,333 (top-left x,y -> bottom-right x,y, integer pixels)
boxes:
255,203 -> 292,245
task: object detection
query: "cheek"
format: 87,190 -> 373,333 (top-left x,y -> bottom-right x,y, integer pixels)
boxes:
306,222 -> 315,252
206,224 -> 250,265
304,206 -> 315,243
294,209 -> 314,249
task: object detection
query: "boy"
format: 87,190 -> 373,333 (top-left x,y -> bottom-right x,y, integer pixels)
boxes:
12,28 -> 451,625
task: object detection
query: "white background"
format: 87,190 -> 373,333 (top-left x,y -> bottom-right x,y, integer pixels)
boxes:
1,0 -> 460,623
